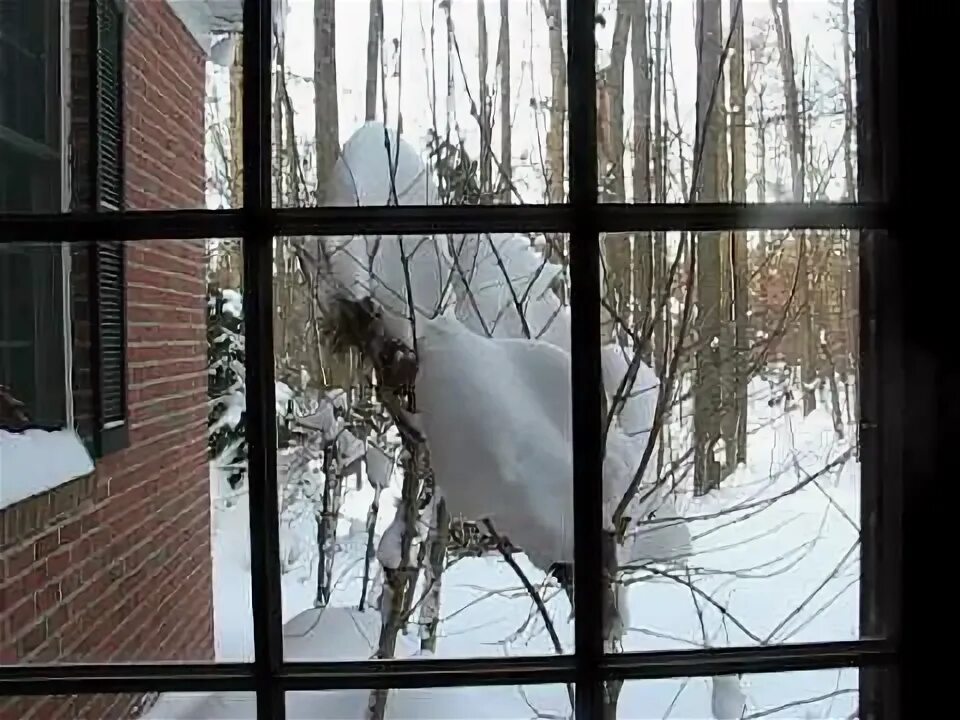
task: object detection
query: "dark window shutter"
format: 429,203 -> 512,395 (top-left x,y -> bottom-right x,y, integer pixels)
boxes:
94,0 -> 123,212
92,0 -> 127,454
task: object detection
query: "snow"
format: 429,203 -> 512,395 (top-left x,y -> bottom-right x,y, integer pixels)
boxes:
220,288 -> 243,317
365,442 -> 395,489
148,385 -> 860,719
0,429 -> 94,509
417,314 -> 575,572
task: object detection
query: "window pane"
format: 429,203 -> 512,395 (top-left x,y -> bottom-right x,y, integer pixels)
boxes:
1,693 -> 252,720
598,229 -> 868,653
595,0 -> 859,204
614,669 -> 869,718
0,242 -> 66,427
0,0 -> 61,212
274,232 -> 573,661
286,685 -> 572,719
273,0 -> 568,206
0,0 -> 243,214
1,239 -> 252,664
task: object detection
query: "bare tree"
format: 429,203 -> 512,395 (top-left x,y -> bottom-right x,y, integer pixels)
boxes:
729,0 -> 748,463
769,0 -> 816,415
497,0 -> 512,203
631,0 -> 653,363
315,0 -> 339,204
693,0 -> 728,495
839,0 -> 859,435
477,0 -> 493,197
228,39 -> 244,208
365,0 -> 384,122
543,0 -> 566,203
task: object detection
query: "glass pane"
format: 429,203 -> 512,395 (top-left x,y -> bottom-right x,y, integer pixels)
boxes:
274,232 -> 573,661
615,669 -> 866,718
597,229 -> 865,653
595,0 -> 858,203
1,239 -> 251,664
273,0 -> 568,206
0,0 -> 243,214
0,693 -> 253,720
287,685 -> 572,719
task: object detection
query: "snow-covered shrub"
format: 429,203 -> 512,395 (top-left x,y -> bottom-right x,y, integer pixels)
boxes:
208,285 -> 247,489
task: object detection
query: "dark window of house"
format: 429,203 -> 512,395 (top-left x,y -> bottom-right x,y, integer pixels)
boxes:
0,0 -> 63,428
0,0 -> 126,446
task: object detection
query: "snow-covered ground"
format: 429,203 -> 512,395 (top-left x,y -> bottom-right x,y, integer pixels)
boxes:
146,377 -> 859,719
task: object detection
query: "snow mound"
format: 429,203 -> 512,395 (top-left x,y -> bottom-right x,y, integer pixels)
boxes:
415,314 -> 685,572
0,429 -> 94,509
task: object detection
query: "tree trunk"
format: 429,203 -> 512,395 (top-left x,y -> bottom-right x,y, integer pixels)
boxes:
477,0 -> 493,198
365,0 -> 383,121
497,0 -> 512,203
316,440 -> 342,607
228,39 -> 244,208
315,0 -> 339,204
419,496 -> 449,653
840,0 -> 859,439
358,484 -> 382,611
543,0 -> 566,203
770,0 -> 816,415
369,442 -> 422,720
599,3 -> 631,201
729,0 -> 748,464
693,0 -> 726,495
599,2 -> 633,343
631,0 -> 652,362
652,0 -> 668,377
756,90 -> 767,251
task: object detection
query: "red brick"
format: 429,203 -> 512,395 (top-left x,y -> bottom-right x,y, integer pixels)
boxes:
33,530 -> 60,560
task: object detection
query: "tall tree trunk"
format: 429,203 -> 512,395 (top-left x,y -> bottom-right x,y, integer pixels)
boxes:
477,0 -> 493,197
369,443 -> 422,720
840,0 -> 859,439
365,0 -> 383,121
600,3 -> 632,342
756,90 -> 767,251
315,0 -> 339,204
228,39 -> 244,208
770,0 -> 815,415
631,0 -> 653,363
316,440 -> 342,606
273,39 -> 288,362
651,0 -> 669,476
693,0 -> 726,495
543,0 -> 566,203
599,3 -> 631,201
419,496 -> 449,653
497,0 -> 512,203
729,0 -> 748,464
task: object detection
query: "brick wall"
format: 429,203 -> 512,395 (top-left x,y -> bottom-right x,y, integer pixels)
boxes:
0,2 -> 212,718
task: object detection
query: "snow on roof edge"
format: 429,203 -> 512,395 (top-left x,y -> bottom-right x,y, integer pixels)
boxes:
0,429 -> 95,510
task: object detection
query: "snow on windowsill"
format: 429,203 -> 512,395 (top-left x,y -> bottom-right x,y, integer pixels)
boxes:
0,429 -> 95,510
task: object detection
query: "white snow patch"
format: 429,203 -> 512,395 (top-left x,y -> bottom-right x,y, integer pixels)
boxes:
0,429 -> 95,509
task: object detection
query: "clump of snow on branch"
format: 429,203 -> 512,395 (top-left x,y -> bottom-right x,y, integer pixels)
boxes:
297,121 -> 688,576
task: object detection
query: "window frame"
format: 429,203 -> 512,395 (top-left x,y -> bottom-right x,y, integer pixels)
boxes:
0,0 -> 128,455
0,0 -> 910,718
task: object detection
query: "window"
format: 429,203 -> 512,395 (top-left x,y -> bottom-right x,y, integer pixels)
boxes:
0,0 -> 65,429
0,0 -> 916,718
0,0 -> 127,452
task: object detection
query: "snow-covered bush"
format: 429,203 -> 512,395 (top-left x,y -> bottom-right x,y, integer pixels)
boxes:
208,286 -> 247,489
208,285 -> 299,489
